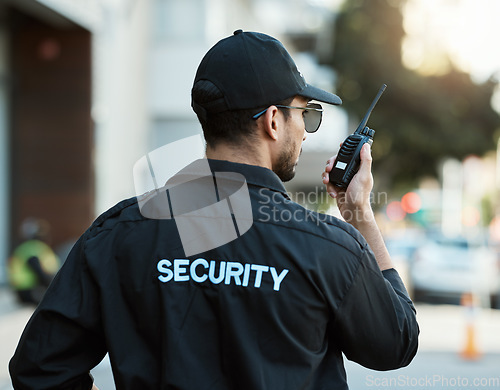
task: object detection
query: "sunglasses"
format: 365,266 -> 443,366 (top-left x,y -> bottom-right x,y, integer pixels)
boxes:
252,103 -> 323,133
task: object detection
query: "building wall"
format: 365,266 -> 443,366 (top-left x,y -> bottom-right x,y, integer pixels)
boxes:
91,0 -> 151,214
25,0 -> 153,215
0,21 -> 9,283
8,9 -> 94,250
0,0 -> 152,283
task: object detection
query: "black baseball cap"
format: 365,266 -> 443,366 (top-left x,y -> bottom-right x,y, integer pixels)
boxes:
192,29 -> 341,119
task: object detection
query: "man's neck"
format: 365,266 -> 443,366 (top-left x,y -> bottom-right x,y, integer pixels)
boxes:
206,143 -> 272,170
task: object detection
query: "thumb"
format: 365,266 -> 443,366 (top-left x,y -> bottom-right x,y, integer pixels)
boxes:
351,143 -> 373,190
359,143 -> 373,173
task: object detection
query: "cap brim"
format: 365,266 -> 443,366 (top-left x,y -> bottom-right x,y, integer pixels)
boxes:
300,84 -> 342,105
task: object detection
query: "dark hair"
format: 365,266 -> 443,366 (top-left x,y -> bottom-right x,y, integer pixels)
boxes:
192,80 -> 293,148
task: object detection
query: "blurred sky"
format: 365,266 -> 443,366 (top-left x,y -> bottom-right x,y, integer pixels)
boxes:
402,0 -> 500,111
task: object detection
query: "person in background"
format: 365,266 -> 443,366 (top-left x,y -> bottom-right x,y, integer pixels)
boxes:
7,218 -> 60,305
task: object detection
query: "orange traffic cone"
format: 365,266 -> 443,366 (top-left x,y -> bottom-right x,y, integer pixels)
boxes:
460,292 -> 481,360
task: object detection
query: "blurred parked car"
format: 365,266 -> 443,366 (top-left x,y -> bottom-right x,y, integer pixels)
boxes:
410,236 -> 500,308
386,234 -> 423,296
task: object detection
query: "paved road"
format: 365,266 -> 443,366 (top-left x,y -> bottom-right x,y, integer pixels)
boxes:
1,288 -> 499,389
345,352 -> 500,390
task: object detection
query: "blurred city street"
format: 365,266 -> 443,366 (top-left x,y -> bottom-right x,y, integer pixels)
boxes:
2,0 -> 500,389
1,287 -> 499,390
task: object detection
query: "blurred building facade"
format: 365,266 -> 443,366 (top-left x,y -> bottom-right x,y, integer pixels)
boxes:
0,0 -> 97,284
0,0 -> 345,283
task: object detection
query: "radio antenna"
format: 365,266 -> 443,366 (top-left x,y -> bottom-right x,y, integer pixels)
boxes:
356,83 -> 387,131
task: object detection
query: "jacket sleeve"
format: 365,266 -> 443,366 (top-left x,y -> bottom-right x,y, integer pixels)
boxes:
9,234 -> 106,390
332,246 -> 419,371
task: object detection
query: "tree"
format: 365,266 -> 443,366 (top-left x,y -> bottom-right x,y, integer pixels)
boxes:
322,0 -> 500,192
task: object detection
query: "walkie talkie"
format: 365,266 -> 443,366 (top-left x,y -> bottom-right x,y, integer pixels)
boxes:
329,84 -> 387,188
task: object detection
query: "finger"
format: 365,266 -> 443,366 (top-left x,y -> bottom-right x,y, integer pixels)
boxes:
325,141 -> 343,172
350,143 -> 373,192
322,171 -> 329,185
326,182 -> 338,198
323,143 -> 344,188
323,153 -> 341,185
322,162 -> 335,183
325,155 -> 336,173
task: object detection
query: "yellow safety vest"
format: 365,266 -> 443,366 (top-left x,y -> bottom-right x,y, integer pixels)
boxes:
8,240 -> 60,290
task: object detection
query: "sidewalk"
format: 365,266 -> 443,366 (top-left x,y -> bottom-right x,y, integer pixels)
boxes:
1,287 -> 500,389
416,303 -> 500,354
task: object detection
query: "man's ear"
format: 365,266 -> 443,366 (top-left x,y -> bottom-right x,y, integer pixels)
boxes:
261,106 -> 280,141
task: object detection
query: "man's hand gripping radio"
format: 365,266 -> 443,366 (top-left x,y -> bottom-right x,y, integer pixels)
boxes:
329,84 -> 387,188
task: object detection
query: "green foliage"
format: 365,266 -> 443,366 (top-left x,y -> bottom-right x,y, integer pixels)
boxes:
323,0 -> 500,191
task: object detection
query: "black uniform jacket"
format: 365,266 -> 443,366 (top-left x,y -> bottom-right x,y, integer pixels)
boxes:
10,159 -> 419,390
